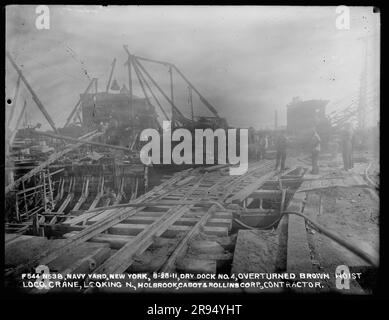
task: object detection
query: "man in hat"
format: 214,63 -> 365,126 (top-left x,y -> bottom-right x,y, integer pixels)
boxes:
311,128 -> 321,174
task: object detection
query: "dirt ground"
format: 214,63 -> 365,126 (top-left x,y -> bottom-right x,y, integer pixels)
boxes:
300,152 -> 379,293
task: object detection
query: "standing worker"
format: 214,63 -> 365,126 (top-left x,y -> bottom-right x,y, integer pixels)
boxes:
259,134 -> 269,160
311,128 -> 321,174
341,123 -> 354,171
275,131 -> 288,172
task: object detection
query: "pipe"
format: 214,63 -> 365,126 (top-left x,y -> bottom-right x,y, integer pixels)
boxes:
287,210 -> 379,267
365,162 -> 378,189
238,210 -> 379,267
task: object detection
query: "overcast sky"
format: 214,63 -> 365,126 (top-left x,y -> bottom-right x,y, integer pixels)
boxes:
6,5 -> 380,130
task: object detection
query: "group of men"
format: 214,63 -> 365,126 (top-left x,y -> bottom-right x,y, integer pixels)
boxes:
257,124 -> 355,174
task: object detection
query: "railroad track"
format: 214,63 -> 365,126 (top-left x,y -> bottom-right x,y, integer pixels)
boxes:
7,160 -> 278,292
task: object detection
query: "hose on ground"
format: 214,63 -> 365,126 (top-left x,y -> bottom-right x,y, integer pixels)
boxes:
365,162 -> 379,190
234,210 -> 379,267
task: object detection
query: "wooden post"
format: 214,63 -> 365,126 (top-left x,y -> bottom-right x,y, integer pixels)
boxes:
32,212 -> 39,236
39,227 -> 45,237
144,166 -> 149,194
318,191 -> 323,216
22,180 -> 28,214
131,177 -> 139,201
15,193 -> 20,222
47,169 -> 54,209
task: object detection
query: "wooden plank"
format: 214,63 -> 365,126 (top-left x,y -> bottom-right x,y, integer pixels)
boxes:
202,226 -> 228,237
287,214 -> 313,274
200,164 -> 230,173
205,218 -> 232,230
297,183 -> 368,193
248,190 -> 282,200
228,171 -> 275,204
284,188 -> 316,292
83,209 -> 118,224
50,243 -> 110,274
119,216 -> 158,225
9,169 -> 193,276
58,221 -> 193,236
176,175 -> 195,186
213,211 -> 233,219
63,209 -> 108,226
301,194 -> 366,294
92,205 -> 191,274
109,223 -> 191,236
56,194 -> 73,214
64,232 -> 135,250
133,211 -> 166,217
160,206 -> 217,272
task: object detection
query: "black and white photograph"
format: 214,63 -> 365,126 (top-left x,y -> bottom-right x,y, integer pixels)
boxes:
4,5 -> 380,300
